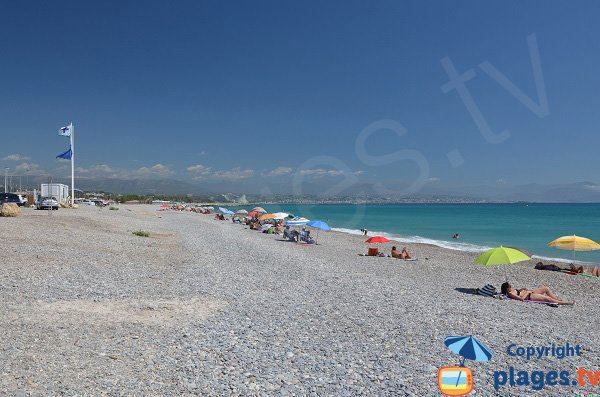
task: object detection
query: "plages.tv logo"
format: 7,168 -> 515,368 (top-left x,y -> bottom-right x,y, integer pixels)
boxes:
438,335 -> 493,396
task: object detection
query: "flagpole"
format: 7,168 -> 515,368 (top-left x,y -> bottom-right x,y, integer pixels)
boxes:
70,122 -> 75,206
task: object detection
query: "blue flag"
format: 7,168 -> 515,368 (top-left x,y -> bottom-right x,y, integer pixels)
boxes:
56,146 -> 72,160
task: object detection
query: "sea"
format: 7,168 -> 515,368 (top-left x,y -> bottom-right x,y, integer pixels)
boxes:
235,203 -> 600,264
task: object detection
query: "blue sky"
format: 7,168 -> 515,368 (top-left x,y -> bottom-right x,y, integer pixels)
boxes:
1,1 -> 600,194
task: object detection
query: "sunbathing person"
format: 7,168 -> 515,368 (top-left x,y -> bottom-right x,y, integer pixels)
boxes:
570,264 -> 600,276
391,246 -> 402,259
534,262 -> 564,271
500,282 -> 575,305
400,247 -> 412,259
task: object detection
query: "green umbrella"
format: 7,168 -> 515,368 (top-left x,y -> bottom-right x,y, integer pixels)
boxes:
474,246 -> 531,281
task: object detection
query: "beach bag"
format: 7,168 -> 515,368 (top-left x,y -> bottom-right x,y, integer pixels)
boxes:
477,284 -> 497,297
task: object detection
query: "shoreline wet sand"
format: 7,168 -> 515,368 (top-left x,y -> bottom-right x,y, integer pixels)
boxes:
1,205 -> 598,395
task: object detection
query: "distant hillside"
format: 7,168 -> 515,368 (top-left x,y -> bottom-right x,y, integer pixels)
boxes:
16,176 -> 600,202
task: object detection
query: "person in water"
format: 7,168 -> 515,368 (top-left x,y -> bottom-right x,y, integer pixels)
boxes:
500,282 -> 574,305
453,233 -> 459,239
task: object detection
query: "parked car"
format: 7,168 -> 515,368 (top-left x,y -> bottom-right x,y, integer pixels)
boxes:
16,194 -> 28,206
0,193 -> 21,206
36,197 -> 59,210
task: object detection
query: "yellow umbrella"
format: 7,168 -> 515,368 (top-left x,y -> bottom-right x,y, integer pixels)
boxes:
258,213 -> 276,221
547,235 -> 600,262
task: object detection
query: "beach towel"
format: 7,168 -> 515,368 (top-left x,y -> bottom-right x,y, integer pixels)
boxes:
477,284 -> 497,297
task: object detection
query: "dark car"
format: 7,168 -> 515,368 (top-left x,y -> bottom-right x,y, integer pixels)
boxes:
0,193 -> 21,206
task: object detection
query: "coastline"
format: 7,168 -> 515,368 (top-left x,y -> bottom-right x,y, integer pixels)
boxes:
1,204 -> 598,395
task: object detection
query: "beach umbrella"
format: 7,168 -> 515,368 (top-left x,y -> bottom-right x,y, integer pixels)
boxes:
307,220 -> 331,231
235,209 -> 248,214
252,207 -> 267,213
443,335 -> 492,388
218,207 -> 229,213
272,212 -> 289,220
548,235 -> 600,263
247,211 -> 258,218
444,335 -> 492,364
365,236 -> 391,244
474,246 -> 531,281
286,217 -> 310,226
474,246 -> 531,266
307,220 -> 331,244
259,213 -> 276,221
364,235 -> 391,256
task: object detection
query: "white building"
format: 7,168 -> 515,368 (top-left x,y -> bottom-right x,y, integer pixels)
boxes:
41,183 -> 70,203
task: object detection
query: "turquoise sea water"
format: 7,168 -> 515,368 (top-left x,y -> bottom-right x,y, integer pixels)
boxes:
236,203 -> 600,263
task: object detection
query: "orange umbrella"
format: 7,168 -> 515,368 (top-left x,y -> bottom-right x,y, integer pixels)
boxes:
259,213 -> 276,221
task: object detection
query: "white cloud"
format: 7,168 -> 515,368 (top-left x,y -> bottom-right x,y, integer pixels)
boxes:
135,163 -> 174,177
298,168 -> 365,178
71,163 -> 175,179
15,162 -> 41,173
211,167 -> 255,180
266,166 -> 293,177
76,164 -> 116,174
187,164 -> 212,175
3,154 -> 30,161
188,164 -> 255,181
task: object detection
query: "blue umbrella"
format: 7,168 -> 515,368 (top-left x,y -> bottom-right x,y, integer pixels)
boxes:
444,335 -> 492,387
218,207 -> 229,213
306,220 -> 331,230
306,220 -> 331,244
444,335 -> 492,363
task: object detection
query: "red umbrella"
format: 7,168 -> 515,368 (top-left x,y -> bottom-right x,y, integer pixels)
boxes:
364,236 -> 391,256
365,236 -> 391,244
248,211 -> 258,217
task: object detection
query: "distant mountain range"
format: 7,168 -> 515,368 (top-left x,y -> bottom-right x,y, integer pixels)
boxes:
18,176 -> 600,203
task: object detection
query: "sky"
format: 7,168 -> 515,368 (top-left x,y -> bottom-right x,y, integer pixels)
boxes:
1,1 -> 600,195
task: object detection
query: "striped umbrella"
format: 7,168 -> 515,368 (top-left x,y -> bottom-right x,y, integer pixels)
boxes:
286,217 -> 310,225
444,335 -> 492,387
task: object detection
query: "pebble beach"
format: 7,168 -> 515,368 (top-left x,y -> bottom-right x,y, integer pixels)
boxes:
1,204 -> 599,396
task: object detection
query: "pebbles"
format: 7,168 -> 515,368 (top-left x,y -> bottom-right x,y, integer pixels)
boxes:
1,205 -> 598,396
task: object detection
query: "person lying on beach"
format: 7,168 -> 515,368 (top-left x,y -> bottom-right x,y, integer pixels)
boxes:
534,262 -> 565,271
391,246 -> 402,259
400,247 -> 412,259
500,282 -> 575,305
569,264 -> 600,276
